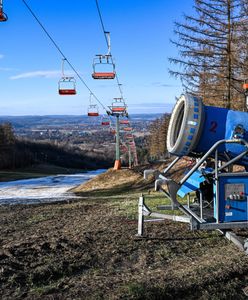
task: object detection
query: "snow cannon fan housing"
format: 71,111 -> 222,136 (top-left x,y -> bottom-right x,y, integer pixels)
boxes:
167,94 -> 248,167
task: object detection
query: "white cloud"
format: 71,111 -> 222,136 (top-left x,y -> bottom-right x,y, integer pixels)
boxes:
9,70 -> 63,80
0,67 -> 17,72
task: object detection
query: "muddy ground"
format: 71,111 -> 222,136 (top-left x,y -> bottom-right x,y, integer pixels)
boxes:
1,167 -> 248,299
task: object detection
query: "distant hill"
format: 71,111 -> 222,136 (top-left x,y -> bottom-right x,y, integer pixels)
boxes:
0,114 -> 164,129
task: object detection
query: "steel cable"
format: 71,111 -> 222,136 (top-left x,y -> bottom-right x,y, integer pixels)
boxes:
22,0 -> 107,111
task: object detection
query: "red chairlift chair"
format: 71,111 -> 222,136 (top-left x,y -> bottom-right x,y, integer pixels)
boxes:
0,1 -> 7,22
92,55 -> 116,80
110,98 -> 127,115
92,32 -> 116,80
58,77 -> 76,95
123,127 -> 132,132
58,59 -> 76,95
88,105 -> 99,117
101,116 -> 110,126
120,119 -> 130,125
0,9 -> 7,22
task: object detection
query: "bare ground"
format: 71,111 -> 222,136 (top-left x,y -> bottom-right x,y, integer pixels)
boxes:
1,165 -> 248,299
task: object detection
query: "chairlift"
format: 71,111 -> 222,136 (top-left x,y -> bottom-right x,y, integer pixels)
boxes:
58,59 -> 76,95
101,116 -> 110,126
0,1 -> 7,22
88,105 -> 99,117
92,32 -> 116,80
125,134 -> 133,139
92,55 -> 116,80
58,77 -> 76,95
87,93 -> 99,117
120,119 -> 130,125
123,127 -> 132,132
110,98 -> 127,115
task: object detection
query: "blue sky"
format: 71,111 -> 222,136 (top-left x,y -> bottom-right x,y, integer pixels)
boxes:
0,0 -> 194,115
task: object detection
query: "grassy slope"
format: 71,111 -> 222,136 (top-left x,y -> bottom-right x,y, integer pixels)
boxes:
1,164 -> 248,299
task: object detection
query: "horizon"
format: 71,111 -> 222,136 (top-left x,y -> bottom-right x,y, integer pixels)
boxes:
0,112 -> 169,118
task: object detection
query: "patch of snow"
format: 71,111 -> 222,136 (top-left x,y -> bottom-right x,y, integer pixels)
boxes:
0,169 -> 105,205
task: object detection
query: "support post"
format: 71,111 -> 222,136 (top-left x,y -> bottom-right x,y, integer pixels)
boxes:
215,149 -> 219,223
187,194 -> 190,208
114,115 -> 121,170
199,190 -> 203,219
128,145 -> 132,169
137,194 -> 145,237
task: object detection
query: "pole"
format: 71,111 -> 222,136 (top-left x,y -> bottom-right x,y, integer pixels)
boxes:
137,194 -> 145,237
114,115 -> 121,170
128,145 -> 132,169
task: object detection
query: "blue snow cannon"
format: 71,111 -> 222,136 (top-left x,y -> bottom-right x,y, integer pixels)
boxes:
167,94 -> 248,168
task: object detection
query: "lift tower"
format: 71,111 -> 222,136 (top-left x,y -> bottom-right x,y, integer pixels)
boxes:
108,98 -> 128,170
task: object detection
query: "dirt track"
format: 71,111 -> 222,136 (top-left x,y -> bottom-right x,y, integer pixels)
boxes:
1,192 -> 248,299
1,165 -> 248,299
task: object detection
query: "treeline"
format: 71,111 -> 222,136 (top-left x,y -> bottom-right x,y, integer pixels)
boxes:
0,123 -> 112,170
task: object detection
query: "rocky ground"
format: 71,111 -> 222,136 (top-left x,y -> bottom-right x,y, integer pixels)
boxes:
1,164 -> 248,299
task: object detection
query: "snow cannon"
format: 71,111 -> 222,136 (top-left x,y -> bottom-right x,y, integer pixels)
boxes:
167,94 -> 248,168
137,93 -> 248,252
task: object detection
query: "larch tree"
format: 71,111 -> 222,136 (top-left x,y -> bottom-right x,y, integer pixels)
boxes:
148,115 -> 170,160
169,0 -> 248,110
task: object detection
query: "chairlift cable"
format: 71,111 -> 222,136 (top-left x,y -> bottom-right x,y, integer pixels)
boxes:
94,0 -> 124,98
22,0 -> 107,111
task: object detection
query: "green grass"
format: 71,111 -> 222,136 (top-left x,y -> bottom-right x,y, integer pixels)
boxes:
103,189 -> 196,220
26,212 -> 55,225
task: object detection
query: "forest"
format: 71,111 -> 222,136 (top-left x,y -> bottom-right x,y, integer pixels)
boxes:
0,123 -> 112,170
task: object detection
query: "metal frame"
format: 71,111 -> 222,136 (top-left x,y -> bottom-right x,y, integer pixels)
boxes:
137,138 -> 248,253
